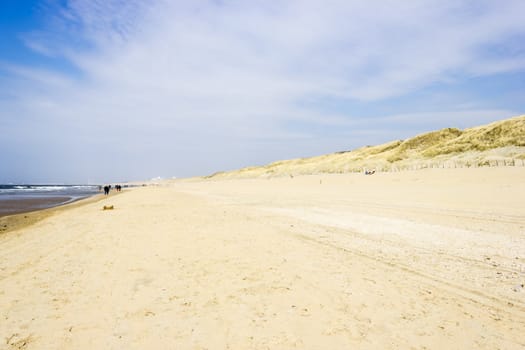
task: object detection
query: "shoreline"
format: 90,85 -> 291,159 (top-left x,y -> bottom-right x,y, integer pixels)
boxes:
0,193 -> 108,236
0,196 -> 77,217
0,184 -> 103,218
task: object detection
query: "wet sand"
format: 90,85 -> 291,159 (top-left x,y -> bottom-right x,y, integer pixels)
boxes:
0,196 -> 73,217
0,195 -> 106,237
0,167 -> 524,349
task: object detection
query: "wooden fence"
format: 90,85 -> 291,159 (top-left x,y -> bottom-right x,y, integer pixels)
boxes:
373,158 -> 525,172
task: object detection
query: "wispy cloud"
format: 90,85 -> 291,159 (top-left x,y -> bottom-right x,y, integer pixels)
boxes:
1,0 -> 524,182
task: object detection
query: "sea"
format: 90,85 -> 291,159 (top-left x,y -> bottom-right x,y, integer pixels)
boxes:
0,184 -> 101,216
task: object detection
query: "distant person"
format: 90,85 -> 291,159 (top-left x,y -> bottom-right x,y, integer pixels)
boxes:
103,185 -> 110,195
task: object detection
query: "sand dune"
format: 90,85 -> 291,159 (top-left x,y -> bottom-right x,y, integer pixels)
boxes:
1,167 -> 524,349
209,115 -> 525,178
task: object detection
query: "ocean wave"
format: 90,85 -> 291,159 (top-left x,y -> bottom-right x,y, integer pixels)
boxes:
0,185 -> 100,195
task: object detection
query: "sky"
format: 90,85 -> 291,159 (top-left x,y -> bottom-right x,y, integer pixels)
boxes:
1,0 -> 524,183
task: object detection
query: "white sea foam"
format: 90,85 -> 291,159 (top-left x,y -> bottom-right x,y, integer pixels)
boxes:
0,185 -> 99,196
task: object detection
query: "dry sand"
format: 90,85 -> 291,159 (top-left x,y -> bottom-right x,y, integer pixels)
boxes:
1,167 -> 524,349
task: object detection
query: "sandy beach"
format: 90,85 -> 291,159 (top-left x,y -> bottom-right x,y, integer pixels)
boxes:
1,167 -> 524,349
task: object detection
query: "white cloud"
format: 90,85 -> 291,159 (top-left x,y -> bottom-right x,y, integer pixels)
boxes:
46,0 -> 525,98
1,0 -> 525,181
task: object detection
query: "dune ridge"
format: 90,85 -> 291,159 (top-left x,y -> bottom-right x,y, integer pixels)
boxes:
209,115 -> 525,178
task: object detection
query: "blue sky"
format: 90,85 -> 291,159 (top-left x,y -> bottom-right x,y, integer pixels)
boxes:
1,0 -> 524,183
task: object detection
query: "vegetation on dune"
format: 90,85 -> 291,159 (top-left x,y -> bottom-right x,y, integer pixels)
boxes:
208,115 -> 525,178
421,117 -> 525,157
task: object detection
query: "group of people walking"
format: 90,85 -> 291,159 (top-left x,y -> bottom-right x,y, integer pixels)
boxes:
101,184 -> 123,195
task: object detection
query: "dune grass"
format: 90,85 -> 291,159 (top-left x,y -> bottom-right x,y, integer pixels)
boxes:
209,115 -> 525,178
